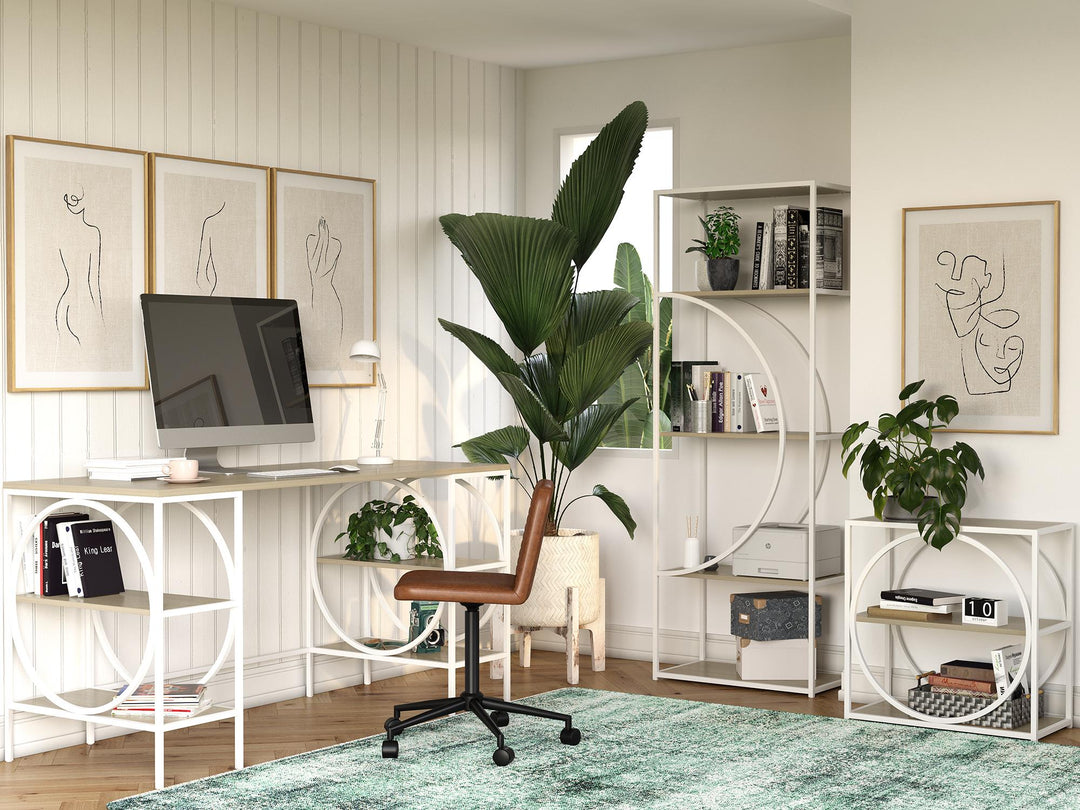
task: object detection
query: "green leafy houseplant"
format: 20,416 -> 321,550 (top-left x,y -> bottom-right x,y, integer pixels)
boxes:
599,242 -> 672,449
438,100 -> 652,537
685,205 -> 741,259
336,495 -> 441,563
841,379 -> 985,549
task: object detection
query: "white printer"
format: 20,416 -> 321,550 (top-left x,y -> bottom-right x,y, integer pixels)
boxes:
731,523 -> 843,580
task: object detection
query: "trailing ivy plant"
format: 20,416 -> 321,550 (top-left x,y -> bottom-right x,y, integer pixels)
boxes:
685,205 -> 740,260
335,495 -> 441,563
841,379 -> 985,550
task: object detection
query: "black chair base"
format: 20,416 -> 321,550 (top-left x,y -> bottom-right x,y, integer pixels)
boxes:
382,603 -> 581,765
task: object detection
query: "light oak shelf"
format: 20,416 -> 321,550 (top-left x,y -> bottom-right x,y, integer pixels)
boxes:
12,688 -> 232,728
661,563 -> 844,588
855,611 -> 1070,636
662,431 -> 842,441
15,589 -> 233,616
658,181 -> 850,201
658,660 -> 841,694
315,640 -> 503,669
849,699 -> 1070,741
315,555 -> 504,572
671,288 -> 849,299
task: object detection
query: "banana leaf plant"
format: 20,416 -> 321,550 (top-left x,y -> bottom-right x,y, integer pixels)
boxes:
439,101 -> 652,538
841,379 -> 985,549
599,243 -> 672,449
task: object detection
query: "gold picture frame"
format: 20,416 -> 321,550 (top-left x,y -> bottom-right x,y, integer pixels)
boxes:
902,200 -> 1059,434
271,168 -> 377,387
150,153 -> 271,297
6,135 -> 149,392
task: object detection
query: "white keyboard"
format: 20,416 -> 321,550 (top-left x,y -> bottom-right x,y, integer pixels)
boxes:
247,468 -> 336,478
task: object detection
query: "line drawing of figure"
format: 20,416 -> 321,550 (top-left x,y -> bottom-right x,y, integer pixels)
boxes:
934,249 -> 1024,395
56,188 -> 105,345
306,216 -> 343,344
195,201 -> 226,294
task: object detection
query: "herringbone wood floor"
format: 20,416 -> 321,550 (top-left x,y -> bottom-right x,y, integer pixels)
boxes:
2,651 -> 1078,809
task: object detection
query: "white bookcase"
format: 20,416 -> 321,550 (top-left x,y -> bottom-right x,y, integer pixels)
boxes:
650,180 -> 849,696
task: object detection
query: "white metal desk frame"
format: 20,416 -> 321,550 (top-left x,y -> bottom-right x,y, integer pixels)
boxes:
844,516 -> 1075,741
2,461 -> 511,789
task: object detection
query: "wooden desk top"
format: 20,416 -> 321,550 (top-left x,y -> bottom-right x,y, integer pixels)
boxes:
3,459 -> 511,498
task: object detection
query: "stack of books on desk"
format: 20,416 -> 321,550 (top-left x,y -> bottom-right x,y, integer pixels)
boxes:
111,683 -> 212,718
86,457 -> 183,481
868,587 -> 964,622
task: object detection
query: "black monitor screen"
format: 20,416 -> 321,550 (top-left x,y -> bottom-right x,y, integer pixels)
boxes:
141,294 -> 314,432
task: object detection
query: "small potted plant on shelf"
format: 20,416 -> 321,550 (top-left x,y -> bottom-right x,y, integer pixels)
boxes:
685,205 -> 741,290
841,379 -> 985,550
336,495 -> 441,563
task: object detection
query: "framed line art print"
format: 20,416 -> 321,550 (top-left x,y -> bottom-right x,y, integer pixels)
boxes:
272,168 -> 376,387
150,154 -> 270,297
902,200 -> 1059,434
6,136 -> 149,391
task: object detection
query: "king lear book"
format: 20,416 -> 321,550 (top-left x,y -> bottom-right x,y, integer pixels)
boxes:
41,512 -> 90,596
59,520 -> 125,598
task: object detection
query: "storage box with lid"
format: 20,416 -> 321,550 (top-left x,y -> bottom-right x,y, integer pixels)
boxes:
730,590 -> 822,640
736,637 -> 815,680
731,523 -> 842,580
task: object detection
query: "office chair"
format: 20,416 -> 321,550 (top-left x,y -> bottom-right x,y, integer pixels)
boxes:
381,479 -> 580,765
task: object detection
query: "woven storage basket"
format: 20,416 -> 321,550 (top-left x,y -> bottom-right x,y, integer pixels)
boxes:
511,529 -> 599,627
907,683 -> 1045,729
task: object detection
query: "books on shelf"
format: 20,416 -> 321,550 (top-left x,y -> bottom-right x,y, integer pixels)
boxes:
751,221 -> 764,290
764,204 -> 844,290
940,659 -> 996,683
925,672 -> 995,694
880,588 -> 964,606
991,643 -> 1026,697
758,222 -> 773,289
744,373 -> 779,432
693,370 -> 759,434
58,520 -> 125,598
41,512 -> 90,596
879,599 -> 956,614
785,206 -> 810,289
112,682 -> 211,718
771,206 -> 788,288
815,206 -> 844,290
86,456 -> 183,481
865,605 -> 955,623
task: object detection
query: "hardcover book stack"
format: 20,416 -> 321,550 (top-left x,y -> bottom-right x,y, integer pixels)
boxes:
58,519 -> 125,598
693,369 -> 779,434
111,683 -> 212,718
748,205 -> 844,291
868,587 -> 963,623
86,456 -> 183,481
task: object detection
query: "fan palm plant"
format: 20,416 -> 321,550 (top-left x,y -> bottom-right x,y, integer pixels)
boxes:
439,100 -> 652,538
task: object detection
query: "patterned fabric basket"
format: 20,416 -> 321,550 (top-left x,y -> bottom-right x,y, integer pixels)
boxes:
907,683 -> 1045,729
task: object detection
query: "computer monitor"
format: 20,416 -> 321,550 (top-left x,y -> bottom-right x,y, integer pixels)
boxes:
140,294 -> 316,473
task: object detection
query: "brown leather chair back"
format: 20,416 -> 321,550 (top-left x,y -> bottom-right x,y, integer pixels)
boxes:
512,479 -> 554,603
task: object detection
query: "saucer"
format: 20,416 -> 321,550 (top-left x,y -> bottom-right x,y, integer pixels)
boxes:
157,476 -> 210,484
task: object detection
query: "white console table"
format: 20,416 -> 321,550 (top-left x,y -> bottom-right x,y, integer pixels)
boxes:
844,516 -> 1075,742
2,459 -> 510,788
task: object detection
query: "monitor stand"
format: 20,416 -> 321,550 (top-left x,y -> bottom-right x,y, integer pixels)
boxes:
185,447 -> 242,476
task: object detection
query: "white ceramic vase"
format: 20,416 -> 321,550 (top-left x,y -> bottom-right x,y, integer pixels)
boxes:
511,528 -> 600,627
374,518 -> 416,560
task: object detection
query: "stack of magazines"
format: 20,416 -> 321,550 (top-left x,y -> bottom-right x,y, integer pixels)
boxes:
111,682 -> 212,718
86,457 -> 183,481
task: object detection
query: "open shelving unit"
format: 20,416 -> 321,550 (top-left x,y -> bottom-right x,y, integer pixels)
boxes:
650,180 -> 849,697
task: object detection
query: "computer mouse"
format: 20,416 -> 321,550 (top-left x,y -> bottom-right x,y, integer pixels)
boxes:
329,464 -> 361,473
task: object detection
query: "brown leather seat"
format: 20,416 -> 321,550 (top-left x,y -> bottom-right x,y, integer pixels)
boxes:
394,478 -> 552,606
382,479 -> 580,766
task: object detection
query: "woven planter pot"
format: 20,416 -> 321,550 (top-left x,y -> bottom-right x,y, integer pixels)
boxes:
511,529 -> 600,627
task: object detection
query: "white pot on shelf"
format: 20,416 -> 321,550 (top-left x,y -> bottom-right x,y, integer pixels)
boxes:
374,518 -> 416,561
511,528 -> 600,627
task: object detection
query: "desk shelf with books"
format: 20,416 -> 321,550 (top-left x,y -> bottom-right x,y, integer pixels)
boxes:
844,516 -> 1075,741
650,181 -> 849,697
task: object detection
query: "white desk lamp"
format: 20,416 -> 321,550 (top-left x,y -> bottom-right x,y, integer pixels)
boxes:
349,339 -> 393,465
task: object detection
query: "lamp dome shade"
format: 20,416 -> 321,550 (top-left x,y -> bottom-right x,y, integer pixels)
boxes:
349,339 -> 381,362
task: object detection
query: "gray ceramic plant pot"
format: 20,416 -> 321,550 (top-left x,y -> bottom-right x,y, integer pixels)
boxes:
707,257 -> 739,290
882,495 -> 935,521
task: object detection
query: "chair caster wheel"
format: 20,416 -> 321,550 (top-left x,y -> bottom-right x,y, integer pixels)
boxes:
493,746 -> 515,766
382,739 -> 399,758
491,710 -> 510,727
560,727 -> 581,746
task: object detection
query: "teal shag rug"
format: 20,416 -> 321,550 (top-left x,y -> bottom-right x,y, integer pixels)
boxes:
109,687 -> 1080,809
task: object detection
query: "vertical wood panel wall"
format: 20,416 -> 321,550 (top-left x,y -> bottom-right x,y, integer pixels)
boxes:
0,0 -> 519,757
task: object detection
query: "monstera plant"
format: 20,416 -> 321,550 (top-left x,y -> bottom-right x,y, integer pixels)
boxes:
438,100 -> 652,538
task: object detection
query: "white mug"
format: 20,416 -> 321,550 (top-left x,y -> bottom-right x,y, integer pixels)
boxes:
162,459 -> 199,481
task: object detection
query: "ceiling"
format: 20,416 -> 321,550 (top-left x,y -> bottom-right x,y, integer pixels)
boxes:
235,0 -> 852,69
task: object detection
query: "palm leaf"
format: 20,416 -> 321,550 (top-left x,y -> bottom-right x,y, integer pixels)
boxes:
552,400 -> 636,471
552,101 -> 648,272
520,354 -> 571,424
599,362 -> 648,448
558,321 -> 654,417
613,243 -> 650,323
439,212 -> 576,356
545,289 -> 639,361
438,319 -> 520,383
455,426 -> 530,465
496,372 -> 568,444
590,484 -> 637,539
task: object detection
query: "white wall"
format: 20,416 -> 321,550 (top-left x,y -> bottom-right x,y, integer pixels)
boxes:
0,0 -> 519,758
522,38 -> 851,663
850,0 -> 1080,706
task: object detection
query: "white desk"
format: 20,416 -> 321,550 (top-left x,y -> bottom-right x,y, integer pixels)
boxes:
2,459 -> 511,788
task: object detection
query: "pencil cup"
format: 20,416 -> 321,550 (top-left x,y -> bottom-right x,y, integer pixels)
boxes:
683,536 -> 701,569
690,400 -> 709,433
